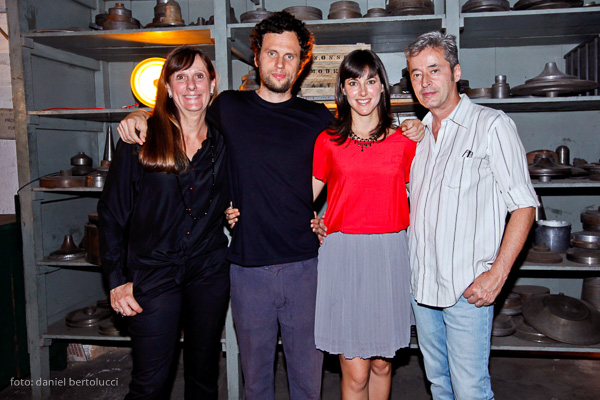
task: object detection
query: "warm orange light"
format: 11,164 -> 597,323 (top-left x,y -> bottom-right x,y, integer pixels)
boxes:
130,57 -> 166,107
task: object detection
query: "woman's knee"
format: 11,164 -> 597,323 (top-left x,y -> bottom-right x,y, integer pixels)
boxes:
370,359 -> 392,377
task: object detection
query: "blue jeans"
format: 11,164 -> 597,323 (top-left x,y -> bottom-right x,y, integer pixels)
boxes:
230,258 -> 322,400
411,295 -> 494,400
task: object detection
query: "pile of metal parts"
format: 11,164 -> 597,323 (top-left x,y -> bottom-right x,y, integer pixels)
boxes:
65,300 -> 128,336
39,127 -> 114,189
493,286 -> 600,346
511,62 -> 598,97
566,207 -> 600,265
527,146 -> 600,182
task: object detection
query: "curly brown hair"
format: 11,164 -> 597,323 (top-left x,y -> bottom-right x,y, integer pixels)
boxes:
250,11 -> 314,69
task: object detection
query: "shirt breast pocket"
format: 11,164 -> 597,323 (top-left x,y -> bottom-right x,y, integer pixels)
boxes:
442,156 -> 484,189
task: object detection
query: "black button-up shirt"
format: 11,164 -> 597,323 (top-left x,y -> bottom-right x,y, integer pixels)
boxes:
98,125 -> 229,290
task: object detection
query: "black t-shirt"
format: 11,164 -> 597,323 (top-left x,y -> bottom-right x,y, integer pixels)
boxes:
208,90 -> 333,266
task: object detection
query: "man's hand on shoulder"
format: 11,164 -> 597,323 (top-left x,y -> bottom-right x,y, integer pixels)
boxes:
117,110 -> 150,145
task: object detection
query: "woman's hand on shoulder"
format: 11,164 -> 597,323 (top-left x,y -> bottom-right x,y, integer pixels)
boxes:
400,119 -> 425,142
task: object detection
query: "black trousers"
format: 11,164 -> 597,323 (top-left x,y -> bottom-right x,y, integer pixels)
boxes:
125,248 -> 230,400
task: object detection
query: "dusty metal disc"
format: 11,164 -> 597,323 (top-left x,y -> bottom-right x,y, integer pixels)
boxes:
581,208 -> 600,227
529,157 -> 572,180
514,0 -> 582,9
512,285 -> 550,302
240,8 -> 274,23
284,6 -> 323,20
465,87 -> 492,99
492,314 -> 517,336
512,62 -> 597,96
462,0 -> 510,12
48,234 -> 85,261
566,247 -> 600,264
513,315 -> 557,343
65,306 -> 112,328
525,243 -> 563,263
364,8 -> 389,17
499,292 -> 523,315
522,293 -> 600,345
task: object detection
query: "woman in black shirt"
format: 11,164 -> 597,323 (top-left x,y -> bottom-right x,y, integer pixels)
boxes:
98,46 -> 230,399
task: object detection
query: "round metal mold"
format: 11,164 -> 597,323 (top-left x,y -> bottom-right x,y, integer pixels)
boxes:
582,277 -> 600,312
499,292 -> 523,315
514,0 -> 583,9
284,6 -> 323,20
240,8 -> 274,23
39,176 -> 86,188
513,315 -> 558,343
492,75 -> 511,98
492,313 -> 516,337
102,3 -> 141,30
526,149 -> 558,165
364,8 -> 389,17
511,62 -> 598,97
566,247 -> 600,264
512,285 -> 550,303
387,0 -> 435,15
48,234 -> 85,261
465,87 -> 492,99
528,157 -> 572,181
581,207 -> 600,230
462,0 -> 510,12
71,152 -> 93,166
522,293 -> 600,345
85,171 -> 106,188
328,10 -> 362,19
66,306 -> 112,328
525,242 -> 563,264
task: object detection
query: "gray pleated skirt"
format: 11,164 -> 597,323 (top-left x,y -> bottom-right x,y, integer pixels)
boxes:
314,231 -> 413,359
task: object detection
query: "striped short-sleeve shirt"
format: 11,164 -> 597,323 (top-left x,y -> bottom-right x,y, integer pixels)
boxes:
409,94 -> 538,308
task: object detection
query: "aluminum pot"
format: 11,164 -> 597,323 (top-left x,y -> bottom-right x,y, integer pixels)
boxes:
534,220 -> 571,253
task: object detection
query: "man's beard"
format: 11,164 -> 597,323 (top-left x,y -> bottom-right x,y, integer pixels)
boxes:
260,70 -> 295,93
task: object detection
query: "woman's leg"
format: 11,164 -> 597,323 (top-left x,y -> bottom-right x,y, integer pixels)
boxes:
182,250 -> 230,400
368,358 -> 392,400
126,269 -> 182,400
339,355 -> 371,400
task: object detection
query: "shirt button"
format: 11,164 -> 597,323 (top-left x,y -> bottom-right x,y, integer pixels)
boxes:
189,187 -> 194,191
185,231 -> 190,236
190,166 -> 195,170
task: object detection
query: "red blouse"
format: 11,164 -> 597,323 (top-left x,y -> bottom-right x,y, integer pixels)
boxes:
313,128 -> 416,235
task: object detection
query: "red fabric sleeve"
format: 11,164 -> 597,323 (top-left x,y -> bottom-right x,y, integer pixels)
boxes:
312,130 -> 330,183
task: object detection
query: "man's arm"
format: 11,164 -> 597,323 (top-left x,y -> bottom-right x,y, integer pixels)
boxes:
117,109 -> 151,144
463,206 -> 535,307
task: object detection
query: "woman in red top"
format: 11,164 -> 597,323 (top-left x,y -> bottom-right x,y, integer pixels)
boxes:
312,49 -> 418,399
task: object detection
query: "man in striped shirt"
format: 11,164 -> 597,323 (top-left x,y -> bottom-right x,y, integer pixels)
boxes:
405,32 -> 538,399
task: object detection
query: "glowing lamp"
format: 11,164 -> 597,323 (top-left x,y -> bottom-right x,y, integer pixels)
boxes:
130,57 -> 166,107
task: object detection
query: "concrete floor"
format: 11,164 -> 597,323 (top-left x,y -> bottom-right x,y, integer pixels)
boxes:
2,346 -> 599,399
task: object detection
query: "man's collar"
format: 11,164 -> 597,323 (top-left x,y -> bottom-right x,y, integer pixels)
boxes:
422,93 -> 473,131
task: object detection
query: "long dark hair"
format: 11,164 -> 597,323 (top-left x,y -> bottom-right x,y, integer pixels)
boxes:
138,46 -> 217,173
328,49 -> 393,145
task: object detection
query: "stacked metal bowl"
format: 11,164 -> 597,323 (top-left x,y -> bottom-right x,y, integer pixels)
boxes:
387,0 -> 435,16
461,0 -> 511,12
328,1 -> 362,19
363,7 -> 389,18
240,8 -> 274,23
283,6 -> 323,21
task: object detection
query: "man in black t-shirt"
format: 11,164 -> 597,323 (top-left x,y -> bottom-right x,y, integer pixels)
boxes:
118,12 -> 332,400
